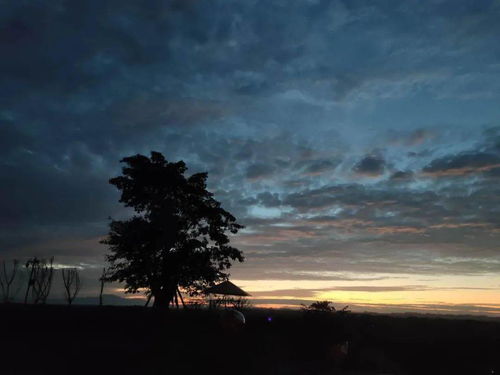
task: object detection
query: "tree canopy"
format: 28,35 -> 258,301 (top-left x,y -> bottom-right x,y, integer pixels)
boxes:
101,152 -> 244,308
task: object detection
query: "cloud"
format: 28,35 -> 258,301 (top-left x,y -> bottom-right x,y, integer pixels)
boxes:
110,97 -> 228,129
353,155 -> 386,177
422,151 -> 500,177
407,129 -> 434,146
296,158 -> 340,176
250,284 -> 495,298
390,170 -> 414,181
2,0 -> 500,314
256,192 -> 282,207
245,163 -> 276,180
251,285 -> 435,298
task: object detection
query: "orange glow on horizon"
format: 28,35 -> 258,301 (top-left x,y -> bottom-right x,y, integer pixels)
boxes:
110,272 -> 500,316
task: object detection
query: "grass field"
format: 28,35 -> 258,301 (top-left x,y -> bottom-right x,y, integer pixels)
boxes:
1,304 -> 499,374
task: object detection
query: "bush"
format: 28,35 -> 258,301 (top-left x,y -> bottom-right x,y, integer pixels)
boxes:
302,301 -> 350,314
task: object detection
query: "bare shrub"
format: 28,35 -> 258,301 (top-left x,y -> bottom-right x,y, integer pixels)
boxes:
62,268 -> 81,305
0,259 -> 19,303
25,257 -> 54,304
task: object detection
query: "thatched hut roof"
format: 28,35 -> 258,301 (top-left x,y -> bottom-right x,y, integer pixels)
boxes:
204,280 -> 250,296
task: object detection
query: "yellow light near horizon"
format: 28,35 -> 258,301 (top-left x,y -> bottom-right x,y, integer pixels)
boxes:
316,288 -> 500,306
231,272 -> 500,314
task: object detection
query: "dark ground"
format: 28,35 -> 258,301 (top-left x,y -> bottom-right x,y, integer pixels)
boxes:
1,304 -> 499,375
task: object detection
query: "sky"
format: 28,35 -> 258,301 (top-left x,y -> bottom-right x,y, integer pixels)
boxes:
1,0 -> 500,315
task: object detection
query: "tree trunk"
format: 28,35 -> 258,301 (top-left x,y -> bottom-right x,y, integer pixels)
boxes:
152,293 -> 167,308
99,268 -> 105,306
177,288 -> 185,308
24,266 -> 35,304
144,293 -> 153,307
152,285 -> 177,308
152,291 -> 169,308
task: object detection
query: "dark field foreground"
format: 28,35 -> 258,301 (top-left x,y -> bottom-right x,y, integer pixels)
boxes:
1,304 -> 499,375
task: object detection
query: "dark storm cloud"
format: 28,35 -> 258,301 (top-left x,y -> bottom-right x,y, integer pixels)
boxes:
353,154 -> 386,177
0,0 -> 245,259
4,0 -> 499,108
0,0 -> 188,95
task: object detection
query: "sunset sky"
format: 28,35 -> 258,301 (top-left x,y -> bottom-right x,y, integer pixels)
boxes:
2,0 -> 500,315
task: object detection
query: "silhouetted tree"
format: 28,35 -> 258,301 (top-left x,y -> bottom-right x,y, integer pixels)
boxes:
0,259 -> 19,303
101,152 -> 244,308
62,268 -> 81,305
25,257 -> 54,304
302,300 -> 351,314
305,301 -> 336,312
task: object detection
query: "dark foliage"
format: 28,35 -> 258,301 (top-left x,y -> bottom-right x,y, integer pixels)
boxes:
101,152 -> 244,308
